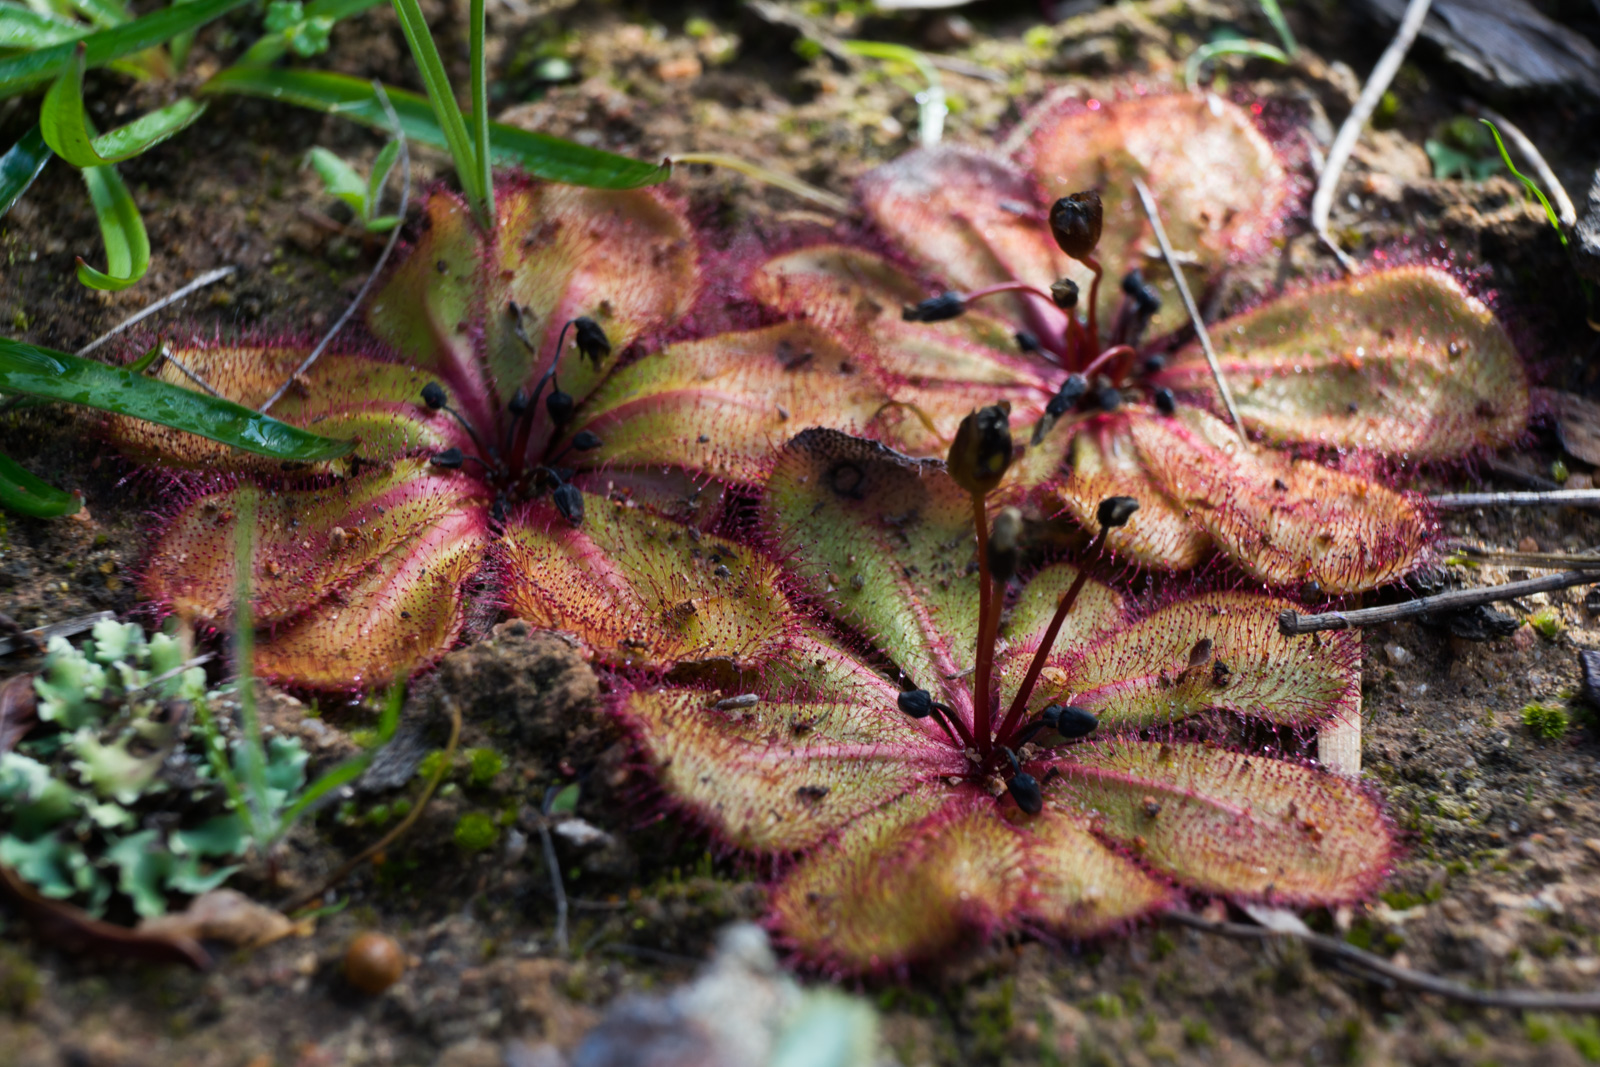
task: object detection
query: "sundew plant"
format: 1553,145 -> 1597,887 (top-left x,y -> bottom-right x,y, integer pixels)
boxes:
109,91 -> 1528,693
621,418 -> 1391,969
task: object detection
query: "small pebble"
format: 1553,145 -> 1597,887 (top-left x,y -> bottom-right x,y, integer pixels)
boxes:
1518,536 -> 1540,553
344,932 -> 406,994
1384,643 -> 1413,667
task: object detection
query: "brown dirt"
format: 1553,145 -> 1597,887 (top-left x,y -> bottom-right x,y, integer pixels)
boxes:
4,0 -> 1600,1064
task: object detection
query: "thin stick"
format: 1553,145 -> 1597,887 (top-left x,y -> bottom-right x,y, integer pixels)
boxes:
1167,910 -> 1600,1011
160,348 -> 224,398
1476,106 -> 1576,228
279,699 -> 461,914
1309,0 -> 1433,272
1132,176 -> 1245,440
1278,568 -> 1600,635
0,609 -> 115,657
1456,545 -> 1600,568
75,266 -> 236,357
668,152 -> 849,213
1431,489 -> 1600,509
261,85 -> 411,414
538,796 -> 569,956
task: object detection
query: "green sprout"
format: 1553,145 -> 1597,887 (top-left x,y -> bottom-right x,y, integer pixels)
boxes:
1528,608 -> 1566,640
453,811 -> 498,852
263,0 -> 333,57
1521,701 -> 1568,741
306,142 -> 403,232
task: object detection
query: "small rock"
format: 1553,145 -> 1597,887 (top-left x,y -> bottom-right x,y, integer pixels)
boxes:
1384,643 -> 1413,666
1439,898 -> 1467,921
1577,167 -> 1600,283
1581,649 -> 1600,708
1512,623 -> 1536,651
1518,536 -> 1541,554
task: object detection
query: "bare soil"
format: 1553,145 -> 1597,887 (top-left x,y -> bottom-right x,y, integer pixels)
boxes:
4,0 -> 1600,1064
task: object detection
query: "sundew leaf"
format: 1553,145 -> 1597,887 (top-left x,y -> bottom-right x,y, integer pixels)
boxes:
770,791 -> 1021,969
40,44 -> 205,168
750,245 -> 1052,452
0,452 -> 79,518
143,460 -> 485,625
1035,413 -> 1214,571
481,182 -> 699,420
499,495 -> 794,671
0,338 -> 354,461
1155,265 -> 1529,458
200,67 -> 670,189
75,161 -> 148,290
1022,93 -> 1289,335
621,633 -> 961,853
763,428 -> 981,710
575,321 -> 895,485
998,589 -> 1360,728
1130,406 -> 1430,593
857,146 -> 1073,345
364,191 -> 496,433
103,345 -> 455,470
0,0 -> 250,96
1052,739 -> 1392,901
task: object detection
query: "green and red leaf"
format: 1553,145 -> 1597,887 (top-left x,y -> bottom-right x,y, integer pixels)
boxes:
1156,265 -> 1528,458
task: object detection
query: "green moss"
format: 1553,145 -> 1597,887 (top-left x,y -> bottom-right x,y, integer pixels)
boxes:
453,812 -> 499,852
1085,992 -> 1124,1019
1562,1018 -> 1600,1062
466,747 -> 504,787
1182,1017 -> 1214,1048
1553,459 -> 1570,484
1529,609 -> 1566,640
969,979 -> 1015,1058
1150,930 -> 1176,961
417,749 -> 450,781
1526,1013 -> 1554,1044
1522,701 -> 1569,740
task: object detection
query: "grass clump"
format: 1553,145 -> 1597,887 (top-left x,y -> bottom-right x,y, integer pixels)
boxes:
1529,608 -> 1566,640
1522,701 -> 1569,741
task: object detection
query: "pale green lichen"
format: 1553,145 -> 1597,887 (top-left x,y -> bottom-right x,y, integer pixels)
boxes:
0,620 -> 308,916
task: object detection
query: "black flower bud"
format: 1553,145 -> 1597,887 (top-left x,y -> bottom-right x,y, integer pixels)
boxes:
571,430 -> 603,452
902,291 -> 966,323
574,316 -> 611,364
1152,387 -> 1177,416
947,402 -> 1013,497
1046,374 -> 1088,418
546,386 -> 576,427
1015,330 -> 1040,353
508,388 -> 530,417
1008,772 -> 1043,815
988,507 -> 1023,585
1048,190 -> 1103,259
1140,355 -> 1165,376
1096,496 -> 1140,530
552,482 -> 584,526
897,689 -> 935,719
430,447 -> 464,469
421,381 -> 448,410
1049,277 -> 1080,310
1094,385 -> 1122,413
1121,269 -> 1162,315
1042,703 -> 1098,739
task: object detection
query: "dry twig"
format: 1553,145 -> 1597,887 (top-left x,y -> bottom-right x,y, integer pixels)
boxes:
1278,568 -> 1600,635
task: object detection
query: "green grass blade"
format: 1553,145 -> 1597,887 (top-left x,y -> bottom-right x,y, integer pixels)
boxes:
468,0 -> 492,222
41,44 -> 205,167
365,138 -> 400,220
76,161 -> 149,289
1257,0 -> 1297,55
202,66 -> 669,188
1184,38 -> 1290,90
0,451 -> 80,518
1480,118 -> 1567,247
0,0 -> 249,96
0,125 -> 52,218
0,2 -> 89,49
0,337 -> 357,460
388,0 -> 482,222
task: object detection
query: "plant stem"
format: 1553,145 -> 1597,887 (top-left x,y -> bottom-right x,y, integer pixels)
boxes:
995,528 -> 1109,745
971,492 -> 994,754
1278,568 -> 1600,635
1083,255 -> 1103,352
964,280 -> 1058,306
468,0 -> 494,224
1079,343 -> 1137,381
389,0 -> 486,228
